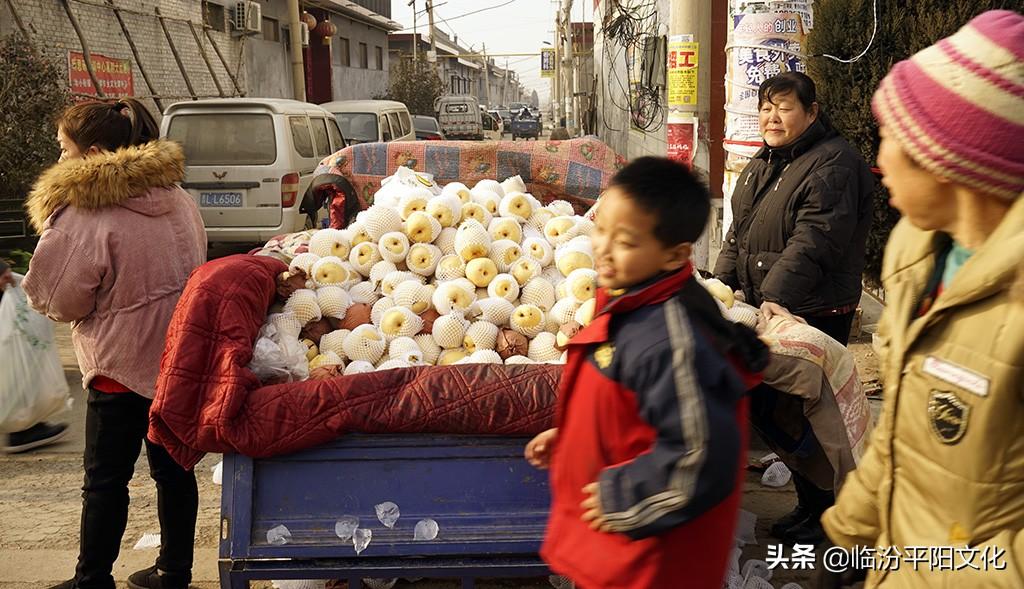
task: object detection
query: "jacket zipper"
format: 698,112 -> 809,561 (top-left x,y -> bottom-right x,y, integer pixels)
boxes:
774,164 -> 791,192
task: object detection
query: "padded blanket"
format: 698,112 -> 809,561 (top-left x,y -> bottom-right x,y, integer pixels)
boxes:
149,254 -> 560,470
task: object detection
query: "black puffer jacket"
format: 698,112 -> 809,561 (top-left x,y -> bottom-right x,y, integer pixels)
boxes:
714,119 -> 874,315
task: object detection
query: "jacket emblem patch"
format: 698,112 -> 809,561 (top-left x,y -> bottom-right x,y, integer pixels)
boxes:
928,391 -> 970,445
594,343 -> 615,369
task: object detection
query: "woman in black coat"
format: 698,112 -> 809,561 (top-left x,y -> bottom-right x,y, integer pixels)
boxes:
714,72 -> 874,545
715,72 -> 874,344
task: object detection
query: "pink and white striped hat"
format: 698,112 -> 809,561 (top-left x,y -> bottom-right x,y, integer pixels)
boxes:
873,10 -> 1024,200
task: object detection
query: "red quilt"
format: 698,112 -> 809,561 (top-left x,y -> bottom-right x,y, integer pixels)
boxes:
149,254 -> 560,470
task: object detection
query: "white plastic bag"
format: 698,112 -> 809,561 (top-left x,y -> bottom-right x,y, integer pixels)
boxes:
0,275 -> 71,433
247,323 -> 309,383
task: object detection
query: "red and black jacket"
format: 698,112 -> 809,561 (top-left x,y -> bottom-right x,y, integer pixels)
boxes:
541,265 -> 767,589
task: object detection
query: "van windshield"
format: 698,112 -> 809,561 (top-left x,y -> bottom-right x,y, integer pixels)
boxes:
335,113 -> 378,144
166,113 -> 276,165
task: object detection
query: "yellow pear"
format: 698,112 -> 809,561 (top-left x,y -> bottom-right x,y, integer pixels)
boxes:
407,243 -> 442,276
349,223 -> 372,246
510,304 -> 545,338
380,307 -> 423,339
544,216 -> 578,246
311,257 -> 350,287
466,258 -> 498,288
462,202 -> 493,226
427,196 -> 462,228
442,182 -> 472,204
302,339 -> 319,362
566,268 -> 598,302
499,192 -> 534,221
703,278 -> 736,309
556,251 -> 594,277
575,298 -> 596,326
432,282 -> 474,315
404,211 -> 441,243
399,191 -> 430,220
487,273 -> 520,302
489,217 -> 523,243
511,257 -> 541,286
438,348 -> 468,366
378,232 -> 410,263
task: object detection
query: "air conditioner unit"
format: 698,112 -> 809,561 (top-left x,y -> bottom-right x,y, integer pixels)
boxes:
300,22 -> 310,46
233,1 -> 262,34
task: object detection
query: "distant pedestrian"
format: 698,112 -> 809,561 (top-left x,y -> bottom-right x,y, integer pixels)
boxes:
1,258 -> 69,453
22,98 -> 207,589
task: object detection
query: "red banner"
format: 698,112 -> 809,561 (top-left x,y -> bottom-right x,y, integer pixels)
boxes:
68,51 -> 134,98
667,116 -> 696,169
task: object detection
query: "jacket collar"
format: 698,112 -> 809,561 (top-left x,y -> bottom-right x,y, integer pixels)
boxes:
570,264 -> 694,346
755,119 -> 832,165
26,139 -> 185,232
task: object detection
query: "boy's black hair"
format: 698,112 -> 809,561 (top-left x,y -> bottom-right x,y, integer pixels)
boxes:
607,156 -> 710,245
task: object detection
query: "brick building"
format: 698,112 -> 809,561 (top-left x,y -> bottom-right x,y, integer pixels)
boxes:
0,0 -> 400,116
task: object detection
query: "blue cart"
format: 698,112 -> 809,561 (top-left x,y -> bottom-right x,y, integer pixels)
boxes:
510,118 -> 541,141
218,435 -> 552,588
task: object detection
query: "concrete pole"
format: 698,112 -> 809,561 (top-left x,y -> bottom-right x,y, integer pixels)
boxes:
482,43 -> 490,108
286,0 -> 306,101
560,0 -> 574,135
427,0 -> 437,61
671,0 -> 712,268
553,23 -> 562,125
409,0 -> 418,64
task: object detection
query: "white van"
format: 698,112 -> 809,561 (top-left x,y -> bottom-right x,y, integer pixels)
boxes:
434,95 -> 483,140
161,98 -> 346,243
321,100 -> 415,144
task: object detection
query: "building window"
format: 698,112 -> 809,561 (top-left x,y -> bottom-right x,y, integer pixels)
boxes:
338,37 -> 350,66
261,17 -> 279,42
359,43 -> 368,69
202,1 -> 226,32
375,46 -> 383,70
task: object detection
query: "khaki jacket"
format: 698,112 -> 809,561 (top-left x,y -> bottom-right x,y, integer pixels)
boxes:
822,198 -> 1024,587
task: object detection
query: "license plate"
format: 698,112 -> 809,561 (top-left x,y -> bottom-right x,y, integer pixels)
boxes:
200,192 -> 243,207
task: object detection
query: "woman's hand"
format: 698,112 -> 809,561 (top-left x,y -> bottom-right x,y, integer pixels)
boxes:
525,428 -> 559,469
760,301 -> 807,324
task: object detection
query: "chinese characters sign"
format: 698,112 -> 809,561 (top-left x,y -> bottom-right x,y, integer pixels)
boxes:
540,48 -> 555,79
667,37 -> 699,107
68,51 -> 134,98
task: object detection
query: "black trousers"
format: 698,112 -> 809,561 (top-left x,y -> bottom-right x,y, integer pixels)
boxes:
75,388 -> 198,589
748,311 -> 854,519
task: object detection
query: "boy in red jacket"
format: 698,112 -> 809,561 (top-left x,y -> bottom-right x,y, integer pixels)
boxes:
526,157 -> 768,589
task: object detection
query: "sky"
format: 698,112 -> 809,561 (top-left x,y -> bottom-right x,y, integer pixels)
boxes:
389,0 -> 591,103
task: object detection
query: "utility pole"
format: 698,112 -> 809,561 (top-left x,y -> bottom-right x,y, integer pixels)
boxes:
552,24 -> 561,125
482,43 -> 490,108
503,57 -> 509,105
560,0 -> 574,135
409,0 -> 418,63
427,0 -> 437,60
286,0 -> 305,101
671,0 -> 712,268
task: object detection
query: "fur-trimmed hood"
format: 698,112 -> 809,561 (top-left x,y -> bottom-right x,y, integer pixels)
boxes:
26,139 -> 186,232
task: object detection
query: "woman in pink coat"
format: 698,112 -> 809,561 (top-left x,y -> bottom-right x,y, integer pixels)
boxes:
23,98 -> 206,589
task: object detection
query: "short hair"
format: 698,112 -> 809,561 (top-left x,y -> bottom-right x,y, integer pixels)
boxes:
758,71 -> 816,111
607,156 -> 710,245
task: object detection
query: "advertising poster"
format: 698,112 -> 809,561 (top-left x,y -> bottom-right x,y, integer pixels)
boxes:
667,114 -> 698,169
667,36 -> 699,107
68,51 -> 134,98
540,48 -> 555,79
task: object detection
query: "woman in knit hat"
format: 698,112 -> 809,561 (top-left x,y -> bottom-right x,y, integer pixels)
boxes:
820,10 -> 1024,588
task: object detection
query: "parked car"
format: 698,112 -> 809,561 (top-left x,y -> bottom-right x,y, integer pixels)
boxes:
497,109 -> 512,133
481,111 -> 503,141
321,100 -> 415,144
161,98 -> 346,244
412,115 -> 445,141
434,95 -> 484,140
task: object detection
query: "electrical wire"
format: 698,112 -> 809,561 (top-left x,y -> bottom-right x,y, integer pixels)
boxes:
392,0 -> 522,32
821,0 -> 878,63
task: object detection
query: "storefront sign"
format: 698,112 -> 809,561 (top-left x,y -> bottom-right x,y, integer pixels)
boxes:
541,48 -> 555,79
667,36 -> 699,107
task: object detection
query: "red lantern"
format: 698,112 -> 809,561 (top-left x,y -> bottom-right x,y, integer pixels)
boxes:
315,20 -> 337,37
301,12 -> 317,30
